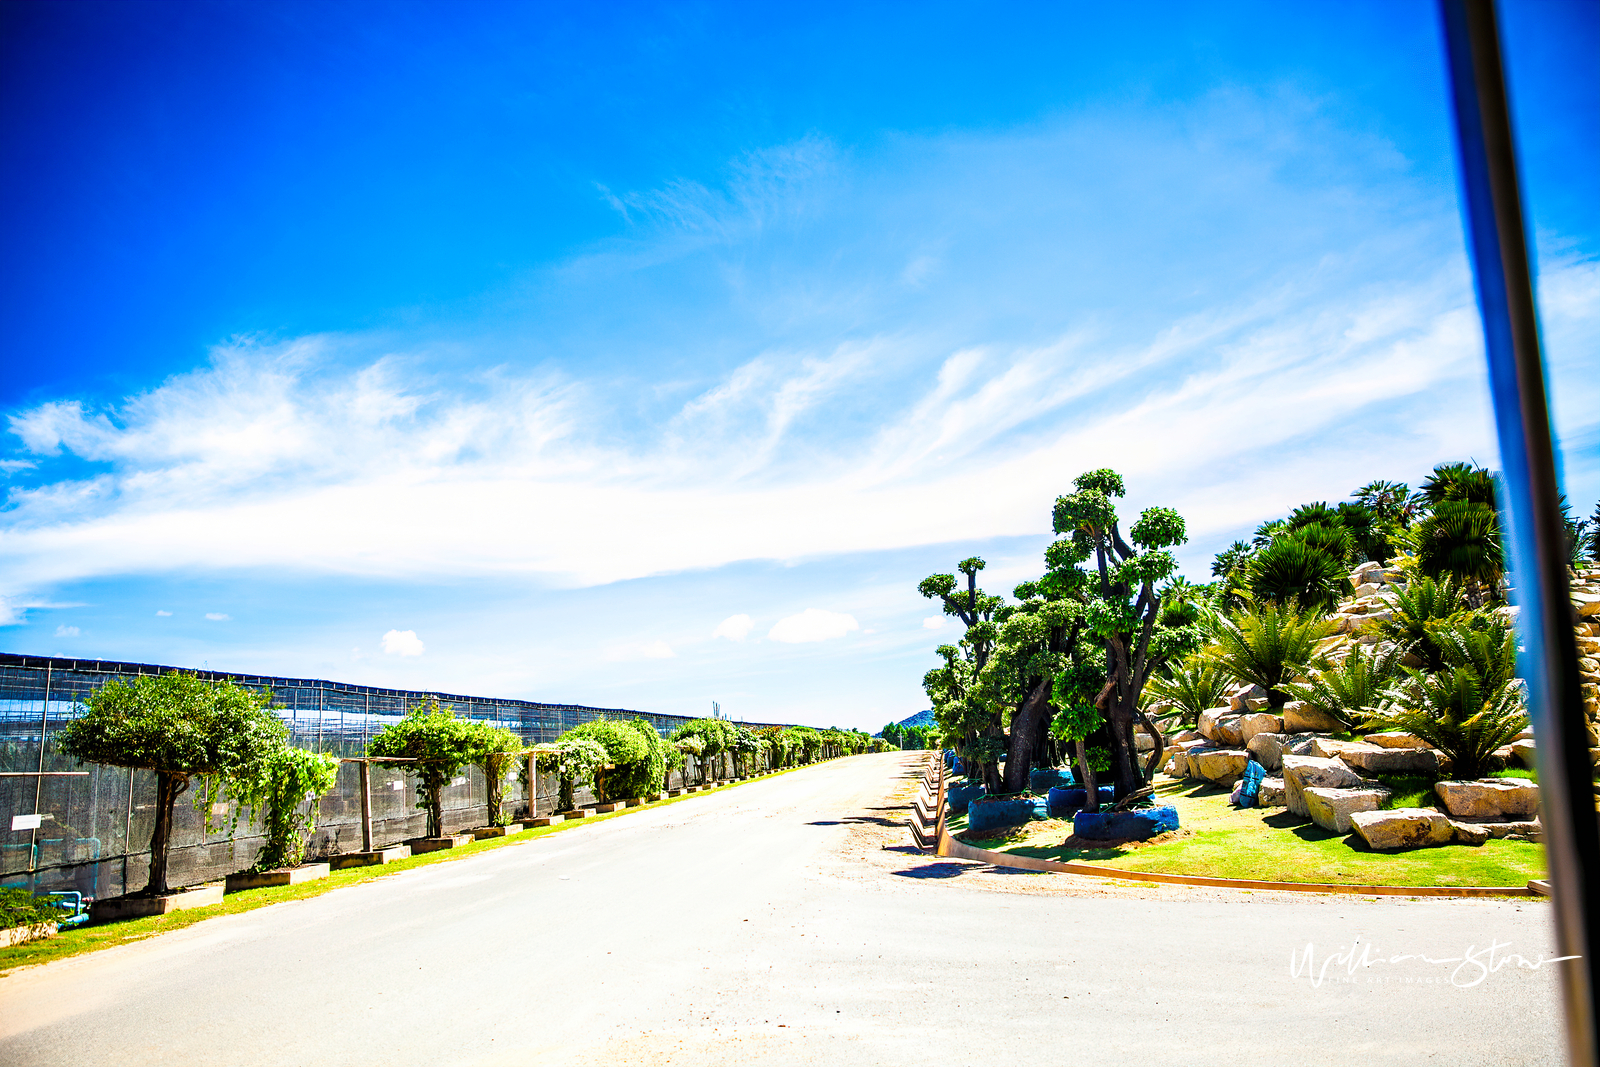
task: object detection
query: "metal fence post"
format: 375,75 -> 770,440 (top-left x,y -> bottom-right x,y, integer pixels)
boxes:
359,760 -> 373,853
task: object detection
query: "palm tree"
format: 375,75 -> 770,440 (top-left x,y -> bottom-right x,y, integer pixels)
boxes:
1352,480 -> 1412,524
1144,656 -> 1235,727
1246,535 -> 1350,613
1364,618 -> 1526,779
1283,643 -> 1403,729
1415,498 -> 1504,606
1206,603 -> 1336,708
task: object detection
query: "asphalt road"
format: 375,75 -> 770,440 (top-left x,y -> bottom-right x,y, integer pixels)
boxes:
0,752 -> 1566,1066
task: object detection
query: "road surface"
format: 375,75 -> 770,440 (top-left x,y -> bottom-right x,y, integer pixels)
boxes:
0,752 -> 1564,1065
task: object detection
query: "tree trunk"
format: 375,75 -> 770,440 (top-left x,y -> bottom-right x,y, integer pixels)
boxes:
485,765 -> 504,827
1001,681 -> 1052,794
424,773 -> 444,837
1135,706 -> 1164,781
143,771 -> 187,896
1074,740 -> 1100,815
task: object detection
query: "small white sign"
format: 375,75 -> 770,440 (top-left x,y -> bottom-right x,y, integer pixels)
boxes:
211,802 -> 230,816
390,781 -> 404,791
450,776 -> 467,787
11,814 -> 42,831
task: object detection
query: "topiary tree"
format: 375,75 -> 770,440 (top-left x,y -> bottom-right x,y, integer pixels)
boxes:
57,671 -> 288,896
609,719 -> 671,800
235,746 -> 341,872
368,697 -> 477,838
562,718 -> 666,802
919,557 -> 1006,791
1044,469 -> 1201,803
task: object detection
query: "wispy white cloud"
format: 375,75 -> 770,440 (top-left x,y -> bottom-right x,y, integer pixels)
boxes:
205,612 -> 231,621
769,609 -> 859,644
155,609 -> 172,616
712,614 -> 753,641
382,628 -> 423,655
55,624 -> 79,637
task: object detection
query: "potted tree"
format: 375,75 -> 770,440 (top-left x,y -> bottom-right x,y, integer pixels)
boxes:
57,671 -> 287,920
368,697 -> 478,852
466,721 -> 525,837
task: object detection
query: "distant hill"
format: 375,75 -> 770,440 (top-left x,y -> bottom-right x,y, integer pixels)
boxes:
895,709 -> 936,729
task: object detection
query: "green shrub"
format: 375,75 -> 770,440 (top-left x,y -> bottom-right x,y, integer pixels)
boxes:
1206,603 -> 1334,707
1284,643 -> 1403,730
369,697 -> 478,837
0,888 -> 62,933
564,718 -> 668,802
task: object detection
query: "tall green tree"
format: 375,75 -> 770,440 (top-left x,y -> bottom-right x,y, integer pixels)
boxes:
58,672 -> 287,895
1044,469 -> 1201,802
919,557 -> 1005,790
369,697 -> 478,838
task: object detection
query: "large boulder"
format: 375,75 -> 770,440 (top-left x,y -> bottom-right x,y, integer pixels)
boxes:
1434,779 -> 1540,819
1165,750 -> 1189,778
1257,777 -> 1286,807
1169,728 -> 1202,745
1227,683 -> 1267,712
1283,701 -> 1344,734
1310,738 -> 1439,775
1349,808 -> 1454,850
1304,787 -> 1389,834
1238,712 -> 1284,745
1246,732 -> 1286,771
1072,805 -> 1180,841
1511,740 -> 1537,769
1362,731 -> 1432,750
1198,708 -> 1244,745
1282,755 -> 1365,817
1189,748 -> 1250,786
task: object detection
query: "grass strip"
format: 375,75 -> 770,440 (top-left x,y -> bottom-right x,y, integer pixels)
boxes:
954,777 -> 1547,891
0,765 -> 813,975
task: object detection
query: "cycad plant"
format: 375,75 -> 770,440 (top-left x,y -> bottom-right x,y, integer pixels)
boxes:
1283,643 -> 1403,730
1379,574 -> 1475,671
1364,618 -> 1527,780
1206,603 -> 1336,708
1144,656 -> 1235,726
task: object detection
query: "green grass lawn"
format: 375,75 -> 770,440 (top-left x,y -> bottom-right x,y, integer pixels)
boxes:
954,776 -> 1546,889
1,766 -> 809,974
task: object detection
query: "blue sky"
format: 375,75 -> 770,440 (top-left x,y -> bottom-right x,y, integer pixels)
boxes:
2,0 -> 1596,730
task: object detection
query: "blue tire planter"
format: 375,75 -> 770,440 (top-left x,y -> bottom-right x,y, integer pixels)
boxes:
1045,785 -> 1116,817
1071,805 -> 1180,841
967,796 -> 1042,835
1028,767 -> 1076,794
946,780 -> 986,816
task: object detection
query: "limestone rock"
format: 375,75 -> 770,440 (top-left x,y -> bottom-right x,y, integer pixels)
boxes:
1363,731 -> 1432,750
1164,752 -> 1186,777
1434,778 -> 1540,819
1227,683 -> 1267,712
1246,732 -> 1286,771
1282,755 -> 1365,817
1448,820 -> 1491,846
1257,777 -> 1286,806
1353,582 -> 1382,598
1189,748 -> 1250,786
1304,786 -> 1389,834
1349,807 -> 1454,850
1283,701 -> 1343,734
1198,708 -> 1244,745
1170,728 -> 1202,745
1310,738 -> 1438,774
1511,739 -> 1536,768
1238,712 -> 1283,746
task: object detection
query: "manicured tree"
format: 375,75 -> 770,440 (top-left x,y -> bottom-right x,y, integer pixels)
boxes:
1206,603 -> 1334,709
672,718 -> 736,782
235,746 -> 341,872
1047,469 -> 1202,802
919,558 -> 1006,786
368,697 -> 478,838
57,672 -> 288,896
979,592 -> 1084,796
536,735 -> 608,811
466,722 -> 523,826
563,719 -> 650,802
